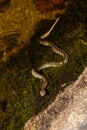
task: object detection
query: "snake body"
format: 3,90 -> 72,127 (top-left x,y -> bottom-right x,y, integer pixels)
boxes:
32,18 -> 68,96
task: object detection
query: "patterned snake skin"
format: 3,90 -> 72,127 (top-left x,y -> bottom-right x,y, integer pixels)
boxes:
32,18 -> 68,96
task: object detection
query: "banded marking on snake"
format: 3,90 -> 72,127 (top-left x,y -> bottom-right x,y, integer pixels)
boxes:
32,18 -> 68,96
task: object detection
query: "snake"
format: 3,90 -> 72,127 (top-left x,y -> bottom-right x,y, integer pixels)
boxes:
32,18 -> 68,96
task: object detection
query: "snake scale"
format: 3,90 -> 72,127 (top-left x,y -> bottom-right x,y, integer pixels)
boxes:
32,18 -> 68,96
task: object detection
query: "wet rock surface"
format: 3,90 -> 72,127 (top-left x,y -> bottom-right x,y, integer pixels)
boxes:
24,67 -> 87,130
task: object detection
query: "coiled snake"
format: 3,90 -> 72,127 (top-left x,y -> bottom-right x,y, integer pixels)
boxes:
32,18 -> 68,96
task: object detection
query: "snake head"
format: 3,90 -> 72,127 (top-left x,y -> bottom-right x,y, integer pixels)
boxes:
39,40 -> 50,46
40,90 -> 46,96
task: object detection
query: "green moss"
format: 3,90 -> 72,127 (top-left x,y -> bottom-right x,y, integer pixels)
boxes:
0,0 -> 87,130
